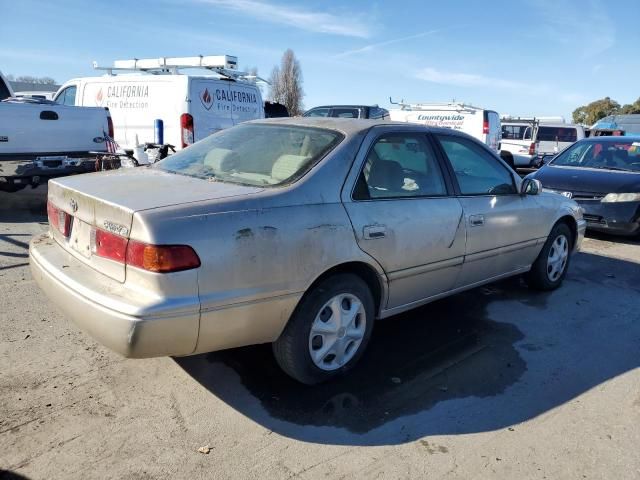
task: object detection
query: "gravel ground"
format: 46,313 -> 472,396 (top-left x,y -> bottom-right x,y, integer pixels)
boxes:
1,185 -> 639,480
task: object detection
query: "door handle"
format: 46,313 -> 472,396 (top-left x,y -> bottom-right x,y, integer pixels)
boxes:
469,215 -> 485,227
363,225 -> 387,239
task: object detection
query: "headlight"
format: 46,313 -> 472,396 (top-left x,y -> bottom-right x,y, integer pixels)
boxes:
601,193 -> 640,203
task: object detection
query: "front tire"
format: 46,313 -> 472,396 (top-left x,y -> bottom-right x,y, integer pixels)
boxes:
273,274 -> 375,385
525,223 -> 573,291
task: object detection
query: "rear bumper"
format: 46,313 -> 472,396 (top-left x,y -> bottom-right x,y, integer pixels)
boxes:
0,155 -> 97,181
29,234 -> 200,358
576,201 -> 640,236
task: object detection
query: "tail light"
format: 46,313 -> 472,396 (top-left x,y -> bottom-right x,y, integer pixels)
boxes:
47,200 -> 71,237
483,112 -> 489,134
91,228 -> 200,273
107,114 -> 114,138
528,142 -> 537,156
126,241 -> 201,273
180,113 -> 194,148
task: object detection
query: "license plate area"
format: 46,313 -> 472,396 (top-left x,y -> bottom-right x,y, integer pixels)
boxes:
68,218 -> 93,258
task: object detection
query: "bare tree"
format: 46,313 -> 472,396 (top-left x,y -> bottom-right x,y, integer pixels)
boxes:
268,49 -> 304,116
243,66 -> 259,84
6,74 -> 57,85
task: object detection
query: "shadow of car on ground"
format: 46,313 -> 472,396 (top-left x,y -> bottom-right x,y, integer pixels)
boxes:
176,251 -> 640,446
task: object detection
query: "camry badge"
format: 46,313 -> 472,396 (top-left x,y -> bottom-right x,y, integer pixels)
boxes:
70,198 -> 78,212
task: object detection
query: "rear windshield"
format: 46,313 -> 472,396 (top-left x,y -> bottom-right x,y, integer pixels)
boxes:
155,124 -> 343,187
551,140 -> 640,172
502,124 -> 532,140
538,127 -> 577,143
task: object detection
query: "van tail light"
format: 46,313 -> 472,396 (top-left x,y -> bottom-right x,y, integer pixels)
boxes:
91,228 -> 200,273
528,142 -> 537,156
483,112 -> 489,134
107,114 -> 114,138
180,113 -> 194,148
47,200 -> 72,237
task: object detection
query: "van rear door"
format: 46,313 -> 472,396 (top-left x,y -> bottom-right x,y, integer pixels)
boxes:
537,126 -> 578,156
189,79 -> 232,142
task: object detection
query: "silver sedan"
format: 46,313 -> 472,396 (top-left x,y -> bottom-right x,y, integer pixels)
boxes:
30,118 -> 585,384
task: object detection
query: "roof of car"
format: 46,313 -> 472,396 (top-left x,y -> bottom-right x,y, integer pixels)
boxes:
249,116 -> 454,136
306,105 -> 381,109
583,135 -> 640,142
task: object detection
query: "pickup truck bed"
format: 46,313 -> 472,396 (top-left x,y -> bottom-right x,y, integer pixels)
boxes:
0,99 -> 112,192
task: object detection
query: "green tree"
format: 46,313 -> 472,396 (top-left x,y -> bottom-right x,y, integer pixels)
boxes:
572,97 -> 620,125
620,98 -> 640,114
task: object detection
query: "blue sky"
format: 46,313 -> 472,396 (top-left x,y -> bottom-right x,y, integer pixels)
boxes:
1,0 -> 638,118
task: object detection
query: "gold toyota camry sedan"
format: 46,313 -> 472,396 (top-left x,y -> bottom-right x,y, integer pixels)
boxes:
30,118 -> 585,384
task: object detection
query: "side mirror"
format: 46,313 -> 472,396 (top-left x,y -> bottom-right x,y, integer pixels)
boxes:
521,178 -> 542,195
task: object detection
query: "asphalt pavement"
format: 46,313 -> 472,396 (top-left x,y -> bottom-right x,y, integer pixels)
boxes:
1,186 -> 639,479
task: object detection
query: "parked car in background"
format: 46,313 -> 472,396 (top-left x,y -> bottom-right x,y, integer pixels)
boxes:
14,91 -> 56,101
55,55 -> 264,153
500,118 -> 585,168
303,105 -> 389,119
0,73 -> 113,193
264,101 -> 289,118
389,102 -> 501,153
591,114 -> 640,136
529,136 -> 640,236
0,70 -> 13,101
31,117 -> 585,384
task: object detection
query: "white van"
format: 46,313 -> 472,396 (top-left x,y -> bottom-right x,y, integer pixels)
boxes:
388,102 -> 501,153
54,55 -> 264,151
501,118 -> 585,167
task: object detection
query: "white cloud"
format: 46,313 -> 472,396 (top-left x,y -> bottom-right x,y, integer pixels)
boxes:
527,0 -> 615,57
196,0 -> 371,38
414,67 -> 529,90
334,30 -> 440,58
414,66 -> 584,105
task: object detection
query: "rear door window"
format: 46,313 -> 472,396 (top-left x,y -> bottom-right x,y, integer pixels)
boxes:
354,133 -> 447,199
502,125 -> 532,140
304,108 -> 330,117
537,127 -> 577,142
437,134 -> 516,195
330,108 -> 360,118
56,86 -> 77,106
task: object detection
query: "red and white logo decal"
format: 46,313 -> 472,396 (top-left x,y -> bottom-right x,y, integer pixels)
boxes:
200,88 -> 213,110
95,88 -> 104,106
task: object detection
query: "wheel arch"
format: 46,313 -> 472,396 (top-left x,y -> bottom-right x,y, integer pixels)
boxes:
304,261 -> 387,318
552,214 -> 578,248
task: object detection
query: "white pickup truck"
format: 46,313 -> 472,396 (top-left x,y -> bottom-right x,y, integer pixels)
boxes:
0,71 -> 114,192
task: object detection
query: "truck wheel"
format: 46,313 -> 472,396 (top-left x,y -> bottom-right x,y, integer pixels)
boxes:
273,274 -> 374,385
0,183 -> 26,193
525,223 -> 573,291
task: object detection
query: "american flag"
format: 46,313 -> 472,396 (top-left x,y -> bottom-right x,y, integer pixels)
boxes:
104,132 -> 120,154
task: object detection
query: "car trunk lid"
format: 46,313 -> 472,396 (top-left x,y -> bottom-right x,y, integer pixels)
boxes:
47,168 -> 264,282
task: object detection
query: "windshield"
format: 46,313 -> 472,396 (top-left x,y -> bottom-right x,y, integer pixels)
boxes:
550,139 -> 640,172
155,124 -> 343,186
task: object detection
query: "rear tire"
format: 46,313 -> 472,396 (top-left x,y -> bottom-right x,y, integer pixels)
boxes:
273,274 -> 375,385
525,223 -> 573,291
